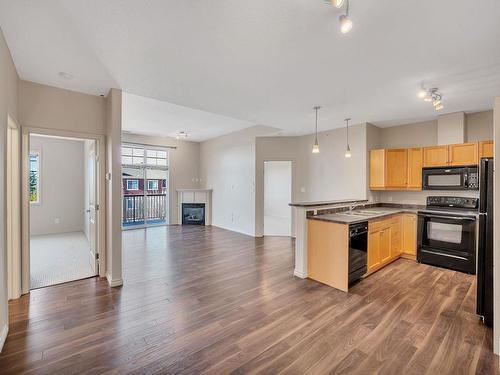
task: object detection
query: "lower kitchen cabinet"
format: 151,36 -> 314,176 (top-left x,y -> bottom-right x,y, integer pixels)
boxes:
367,214 -> 405,274
402,213 -> 417,259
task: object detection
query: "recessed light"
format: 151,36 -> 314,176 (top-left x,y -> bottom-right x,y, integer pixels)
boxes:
59,71 -> 74,80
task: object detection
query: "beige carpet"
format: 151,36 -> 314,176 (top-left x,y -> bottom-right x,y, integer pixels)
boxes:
30,231 -> 95,289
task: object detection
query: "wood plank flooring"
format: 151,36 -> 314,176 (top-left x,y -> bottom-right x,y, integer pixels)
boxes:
1,225 -> 498,374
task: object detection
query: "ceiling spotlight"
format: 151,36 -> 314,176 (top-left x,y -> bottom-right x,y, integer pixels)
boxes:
423,94 -> 432,102
418,89 -> 427,99
331,0 -> 345,8
59,71 -> 74,80
176,131 -> 188,140
435,104 -> 444,111
432,99 -> 442,107
339,0 -> 353,34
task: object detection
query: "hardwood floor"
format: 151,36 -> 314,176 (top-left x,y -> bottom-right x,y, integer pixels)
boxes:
1,225 -> 498,374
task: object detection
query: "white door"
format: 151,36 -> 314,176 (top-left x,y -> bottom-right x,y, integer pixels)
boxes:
87,143 -> 98,274
264,161 -> 292,236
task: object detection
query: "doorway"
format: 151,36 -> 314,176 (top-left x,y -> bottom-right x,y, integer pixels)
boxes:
264,160 -> 292,236
121,144 -> 169,229
28,134 -> 98,289
7,116 -> 21,299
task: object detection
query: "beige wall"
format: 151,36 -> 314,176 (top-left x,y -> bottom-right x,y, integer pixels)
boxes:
0,27 -> 19,351
30,136 -> 85,236
121,133 -> 201,224
378,110 -> 493,149
255,124 -> 369,236
19,80 -> 106,135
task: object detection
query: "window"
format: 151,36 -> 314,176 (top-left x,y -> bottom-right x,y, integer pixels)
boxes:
29,151 -> 40,204
146,149 -> 168,166
147,180 -> 159,191
126,179 -> 139,191
121,146 -> 145,165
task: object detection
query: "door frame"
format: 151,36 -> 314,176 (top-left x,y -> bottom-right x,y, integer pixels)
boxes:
262,158 -> 294,237
7,115 -> 21,299
21,127 -> 106,294
121,142 -> 170,230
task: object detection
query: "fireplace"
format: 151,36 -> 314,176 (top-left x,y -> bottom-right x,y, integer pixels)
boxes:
182,203 -> 205,225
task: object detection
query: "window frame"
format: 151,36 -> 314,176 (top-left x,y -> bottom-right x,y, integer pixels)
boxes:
126,179 -> 139,191
29,148 -> 41,205
147,180 -> 159,191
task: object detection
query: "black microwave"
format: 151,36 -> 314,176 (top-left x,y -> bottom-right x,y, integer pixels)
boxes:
422,166 -> 479,190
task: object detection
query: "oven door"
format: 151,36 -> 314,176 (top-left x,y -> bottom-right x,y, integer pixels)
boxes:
417,213 -> 476,273
422,167 -> 467,190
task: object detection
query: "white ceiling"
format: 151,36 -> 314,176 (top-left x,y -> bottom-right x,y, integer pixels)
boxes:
122,92 -> 255,141
1,0 -> 500,139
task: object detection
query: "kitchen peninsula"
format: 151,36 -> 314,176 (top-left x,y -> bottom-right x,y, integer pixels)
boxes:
308,206 -> 419,291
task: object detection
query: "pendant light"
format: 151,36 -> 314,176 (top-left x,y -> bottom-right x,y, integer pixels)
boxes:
344,118 -> 352,158
312,106 -> 321,154
339,0 -> 353,34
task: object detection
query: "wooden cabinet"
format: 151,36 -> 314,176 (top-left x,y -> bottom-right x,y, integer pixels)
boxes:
385,149 -> 408,188
367,215 -> 402,274
369,148 -> 408,190
402,214 -> 417,259
479,140 -> 494,158
423,145 -> 448,167
448,142 -> 478,166
407,148 -> 423,189
369,149 -> 386,189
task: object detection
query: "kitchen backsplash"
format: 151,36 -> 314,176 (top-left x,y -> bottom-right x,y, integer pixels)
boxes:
375,190 -> 479,206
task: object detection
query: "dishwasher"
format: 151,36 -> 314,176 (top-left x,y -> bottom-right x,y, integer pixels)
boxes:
348,222 -> 368,285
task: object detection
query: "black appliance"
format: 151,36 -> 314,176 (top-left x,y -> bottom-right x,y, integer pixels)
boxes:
477,158 -> 494,327
422,166 -> 479,190
417,196 -> 478,274
182,203 -> 206,225
348,222 -> 368,285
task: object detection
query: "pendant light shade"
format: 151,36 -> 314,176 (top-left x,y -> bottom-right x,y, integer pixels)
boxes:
339,0 -> 353,34
344,118 -> 352,158
312,106 -> 321,154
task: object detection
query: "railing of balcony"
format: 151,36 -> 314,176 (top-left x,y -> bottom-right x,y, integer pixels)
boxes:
123,194 -> 167,225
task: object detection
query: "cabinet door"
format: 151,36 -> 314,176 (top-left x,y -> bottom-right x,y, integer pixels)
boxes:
368,231 -> 381,272
423,145 -> 448,167
370,149 -> 386,189
407,148 -> 423,189
479,140 -> 494,158
449,142 -> 478,166
385,149 -> 408,188
379,227 -> 392,264
402,214 -> 417,257
390,216 -> 402,258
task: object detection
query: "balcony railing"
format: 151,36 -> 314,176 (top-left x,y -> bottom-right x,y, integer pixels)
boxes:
123,194 -> 167,226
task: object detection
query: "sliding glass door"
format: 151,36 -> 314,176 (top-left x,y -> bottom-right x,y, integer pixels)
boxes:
122,144 -> 169,229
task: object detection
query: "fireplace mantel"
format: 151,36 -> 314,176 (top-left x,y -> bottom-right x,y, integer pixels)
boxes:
177,189 -> 212,225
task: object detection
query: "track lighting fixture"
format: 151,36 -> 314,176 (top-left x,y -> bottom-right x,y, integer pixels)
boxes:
339,0 -> 353,34
418,87 -> 444,111
176,131 -> 188,140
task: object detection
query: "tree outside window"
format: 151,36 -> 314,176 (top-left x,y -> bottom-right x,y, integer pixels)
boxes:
29,152 -> 40,204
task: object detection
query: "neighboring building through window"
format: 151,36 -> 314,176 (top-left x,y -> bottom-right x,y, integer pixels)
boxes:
29,151 -> 40,204
147,180 -> 159,191
127,179 -> 139,191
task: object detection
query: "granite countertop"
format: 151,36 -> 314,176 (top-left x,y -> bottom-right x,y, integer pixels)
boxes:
309,205 -> 479,224
309,207 -> 414,224
289,199 -> 368,208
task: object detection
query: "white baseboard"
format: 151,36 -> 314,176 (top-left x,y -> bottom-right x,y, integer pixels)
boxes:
0,323 -> 8,353
293,269 -> 307,279
106,274 -> 123,287
210,223 -> 255,237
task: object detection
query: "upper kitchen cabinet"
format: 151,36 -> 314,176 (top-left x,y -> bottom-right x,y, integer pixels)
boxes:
369,149 -> 408,190
479,140 -> 494,158
386,149 -> 408,188
448,142 -> 478,166
407,148 -> 423,189
422,145 -> 448,167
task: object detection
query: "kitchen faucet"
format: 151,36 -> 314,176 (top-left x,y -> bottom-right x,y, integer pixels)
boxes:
348,202 -> 366,213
